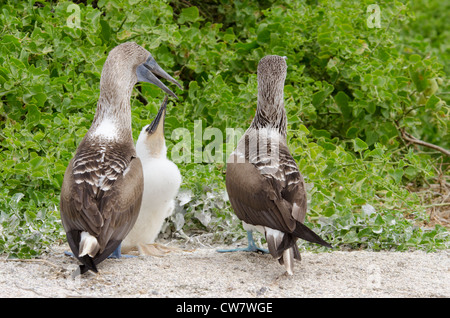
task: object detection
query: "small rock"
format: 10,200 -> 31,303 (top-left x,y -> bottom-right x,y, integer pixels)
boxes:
256,286 -> 267,296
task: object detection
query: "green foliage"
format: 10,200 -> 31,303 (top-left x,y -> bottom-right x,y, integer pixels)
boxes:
0,0 -> 448,257
289,125 -> 448,251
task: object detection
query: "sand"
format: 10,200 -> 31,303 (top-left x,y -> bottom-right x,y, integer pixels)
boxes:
0,240 -> 448,298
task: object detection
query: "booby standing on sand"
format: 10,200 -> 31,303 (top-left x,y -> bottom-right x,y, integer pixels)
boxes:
218,55 -> 331,275
121,96 -> 182,256
60,42 -> 182,274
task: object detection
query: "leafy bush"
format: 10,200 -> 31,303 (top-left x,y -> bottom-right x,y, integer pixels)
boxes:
0,0 -> 448,258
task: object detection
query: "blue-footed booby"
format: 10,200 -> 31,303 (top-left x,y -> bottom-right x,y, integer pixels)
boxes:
218,55 -> 331,275
60,42 -> 182,274
121,96 -> 182,256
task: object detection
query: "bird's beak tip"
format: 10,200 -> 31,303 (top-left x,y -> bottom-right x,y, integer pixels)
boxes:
137,57 -> 182,100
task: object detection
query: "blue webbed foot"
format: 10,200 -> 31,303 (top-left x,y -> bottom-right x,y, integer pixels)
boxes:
64,251 -> 75,258
107,243 -> 136,259
217,231 -> 269,254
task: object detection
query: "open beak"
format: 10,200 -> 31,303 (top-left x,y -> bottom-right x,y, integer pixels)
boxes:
146,96 -> 168,135
136,56 -> 183,100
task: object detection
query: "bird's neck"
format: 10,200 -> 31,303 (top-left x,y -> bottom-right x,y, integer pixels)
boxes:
136,130 -> 168,162
251,90 -> 287,138
88,83 -> 134,143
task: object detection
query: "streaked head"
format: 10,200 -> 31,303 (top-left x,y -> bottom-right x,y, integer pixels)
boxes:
101,42 -> 182,99
257,55 -> 287,105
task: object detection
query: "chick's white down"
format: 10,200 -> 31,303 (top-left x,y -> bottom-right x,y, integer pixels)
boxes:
122,124 -> 181,252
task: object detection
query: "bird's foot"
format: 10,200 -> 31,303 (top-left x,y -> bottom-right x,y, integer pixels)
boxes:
217,230 -> 269,254
64,251 -> 75,258
137,243 -> 184,257
64,246 -> 136,259
217,245 -> 269,254
107,253 -> 136,259
108,243 -> 136,259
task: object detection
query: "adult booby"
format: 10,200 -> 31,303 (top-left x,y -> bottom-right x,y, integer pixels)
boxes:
60,42 -> 182,274
219,55 -> 331,275
121,96 -> 182,256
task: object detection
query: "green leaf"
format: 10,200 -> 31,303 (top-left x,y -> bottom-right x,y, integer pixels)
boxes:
408,54 -> 421,63
366,147 -> 384,159
33,92 -> 47,107
29,156 -> 45,170
373,76 -> 386,87
353,138 -> 368,152
323,207 -> 335,217
312,82 -> 334,107
409,64 -> 428,92
298,124 -> 310,135
26,105 -> 41,124
100,19 -> 111,43
317,31 -> 332,45
257,28 -> 271,45
178,6 -> 200,24
425,94 -> 440,109
366,101 -> 376,114
334,91 -> 351,119
346,127 -> 359,139
388,168 -> 404,184
312,129 -> 331,139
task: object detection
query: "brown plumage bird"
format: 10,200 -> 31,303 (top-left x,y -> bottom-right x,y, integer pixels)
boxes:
60,42 -> 181,274
219,55 -> 331,275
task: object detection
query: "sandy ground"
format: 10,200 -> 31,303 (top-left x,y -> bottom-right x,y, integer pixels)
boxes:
0,240 -> 449,298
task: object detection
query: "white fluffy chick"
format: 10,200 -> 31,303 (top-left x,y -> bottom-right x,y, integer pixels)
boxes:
122,96 -> 181,256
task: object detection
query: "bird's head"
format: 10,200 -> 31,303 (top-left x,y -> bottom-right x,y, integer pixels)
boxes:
101,42 -> 182,99
257,55 -> 287,106
136,96 -> 169,160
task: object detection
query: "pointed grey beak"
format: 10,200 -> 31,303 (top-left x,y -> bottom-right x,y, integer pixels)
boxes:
146,96 -> 168,135
136,56 -> 182,100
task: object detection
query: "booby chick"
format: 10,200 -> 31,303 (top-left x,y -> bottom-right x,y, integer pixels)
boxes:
60,42 -> 182,274
218,55 -> 331,275
122,96 -> 182,256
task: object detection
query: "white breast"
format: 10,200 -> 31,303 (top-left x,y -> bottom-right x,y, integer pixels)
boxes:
91,118 -> 118,141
